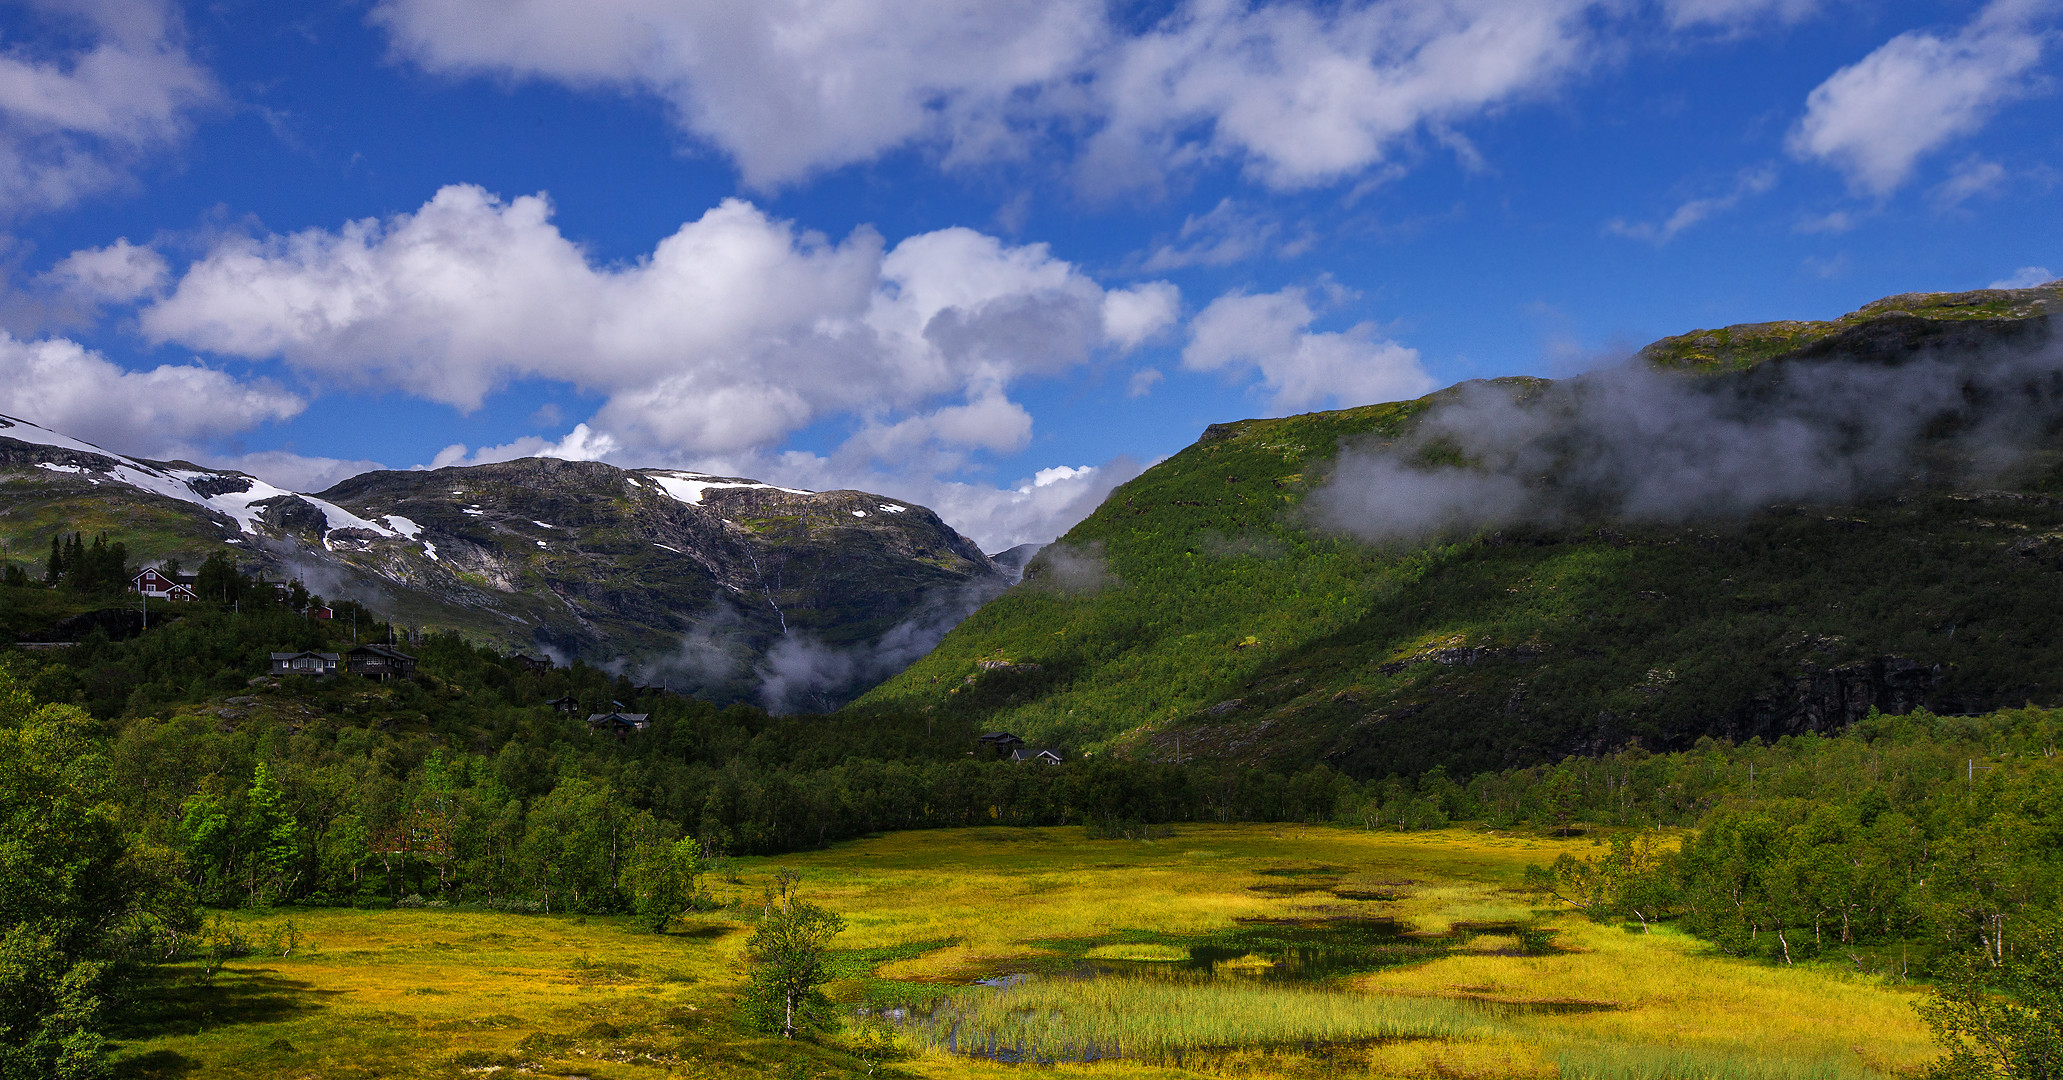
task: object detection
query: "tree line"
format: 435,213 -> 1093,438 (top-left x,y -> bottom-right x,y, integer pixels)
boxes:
37,532 -> 131,593
25,600 -> 2060,929
1519,714 -> 2063,1078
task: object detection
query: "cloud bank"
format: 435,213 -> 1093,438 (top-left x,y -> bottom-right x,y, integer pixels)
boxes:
373,0 -> 1604,192
11,181 -> 1186,548
138,186 -> 1175,465
0,331 -> 302,459
1310,324 -> 2063,542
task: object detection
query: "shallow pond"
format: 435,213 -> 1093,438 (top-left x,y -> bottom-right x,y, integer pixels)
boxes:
856,917 -> 1568,1065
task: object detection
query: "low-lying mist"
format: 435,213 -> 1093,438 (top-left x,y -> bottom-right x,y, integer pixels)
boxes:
628,562 -> 1032,715
1309,319 -> 2063,542
753,573 -> 1016,714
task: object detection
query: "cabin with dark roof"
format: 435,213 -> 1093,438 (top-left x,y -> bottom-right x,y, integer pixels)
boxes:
270,650 -> 339,676
977,732 -> 1025,760
545,694 -> 580,713
585,711 -> 650,741
346,644 -> 417,680
511,653 -> 552,673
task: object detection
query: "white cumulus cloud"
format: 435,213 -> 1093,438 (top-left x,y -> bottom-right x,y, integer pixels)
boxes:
0,331 -> 302,459
1084,0 -> 1598,192
0,0 -> 218,216
1989,266 -> 2057,288
1183,286 -> 1436,413
370,0 -> 1103,189
135,185 -> 1176,461
1788,0 -> 2056,196
1933,156 -> 2010,209
215,450 -> 391,494
39,238 -> 170,303
372,0 -> 1605,192
428,423 -> 621,470
1139,198 -> 1286,270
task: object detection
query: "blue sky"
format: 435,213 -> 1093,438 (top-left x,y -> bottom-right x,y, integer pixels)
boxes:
0,0 -> 2057,549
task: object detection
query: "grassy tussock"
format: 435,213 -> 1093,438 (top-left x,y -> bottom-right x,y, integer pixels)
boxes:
913,977 -> 1500,1062
1556,1044 -> 1881,1079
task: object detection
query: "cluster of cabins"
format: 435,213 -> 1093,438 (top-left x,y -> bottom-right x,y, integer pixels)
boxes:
247,595 -> 672,744
978,731 -> 1064,765
268,644 -> 419,680
541,690 -> 652,740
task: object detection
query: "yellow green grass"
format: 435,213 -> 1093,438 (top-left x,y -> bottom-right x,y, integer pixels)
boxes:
111,825 -> 1940,1079
1081,943 -> 1190,961
109,908 -> 828,1079
913,978 -> 1501,1063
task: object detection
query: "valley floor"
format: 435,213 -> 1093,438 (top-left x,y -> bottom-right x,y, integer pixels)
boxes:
113,825 -> 1935,1079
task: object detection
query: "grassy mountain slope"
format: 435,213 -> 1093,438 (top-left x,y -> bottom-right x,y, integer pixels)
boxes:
855,281 -> 2063,776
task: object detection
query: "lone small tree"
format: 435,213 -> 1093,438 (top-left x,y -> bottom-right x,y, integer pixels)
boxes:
743,871 -> 845,1039
626,836 -> 702,932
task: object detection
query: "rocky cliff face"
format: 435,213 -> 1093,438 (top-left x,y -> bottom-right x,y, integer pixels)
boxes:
0,414 -> 1005,709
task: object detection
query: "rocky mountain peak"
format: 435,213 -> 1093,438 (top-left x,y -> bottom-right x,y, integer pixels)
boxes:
0,423 -> 1004,711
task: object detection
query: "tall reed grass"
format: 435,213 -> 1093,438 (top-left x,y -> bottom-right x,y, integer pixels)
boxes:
909,976 -> 1500,1063
1556,1045 -> 1884,1080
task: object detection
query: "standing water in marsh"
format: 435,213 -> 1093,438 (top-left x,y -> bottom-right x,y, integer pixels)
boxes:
871,917 -> 1556,1064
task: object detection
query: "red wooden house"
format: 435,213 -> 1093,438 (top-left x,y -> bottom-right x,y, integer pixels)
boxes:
130,567 -> 197,602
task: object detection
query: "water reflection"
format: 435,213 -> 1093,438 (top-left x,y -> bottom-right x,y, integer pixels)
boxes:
1084,917 -> 1438,982
853,918 -> 1569,1065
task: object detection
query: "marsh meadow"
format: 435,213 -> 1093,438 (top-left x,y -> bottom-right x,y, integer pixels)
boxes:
113,824 -> 1932,1079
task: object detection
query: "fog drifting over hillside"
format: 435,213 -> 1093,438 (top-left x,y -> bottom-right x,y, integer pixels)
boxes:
1309,321 -> 2063,541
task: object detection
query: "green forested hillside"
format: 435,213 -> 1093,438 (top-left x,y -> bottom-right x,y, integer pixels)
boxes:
855,283 -> 2063,776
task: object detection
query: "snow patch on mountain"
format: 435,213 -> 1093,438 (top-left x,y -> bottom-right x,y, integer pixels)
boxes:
6,411 -> 395,546
381,514 -> 439,560
643,470 -> 812,506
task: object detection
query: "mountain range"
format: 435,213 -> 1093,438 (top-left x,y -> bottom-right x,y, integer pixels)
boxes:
9,279 -> 2063,768
0,416 -> 1005,710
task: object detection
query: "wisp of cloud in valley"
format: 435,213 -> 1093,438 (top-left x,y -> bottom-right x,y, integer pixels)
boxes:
1310,316 -> 2063,541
